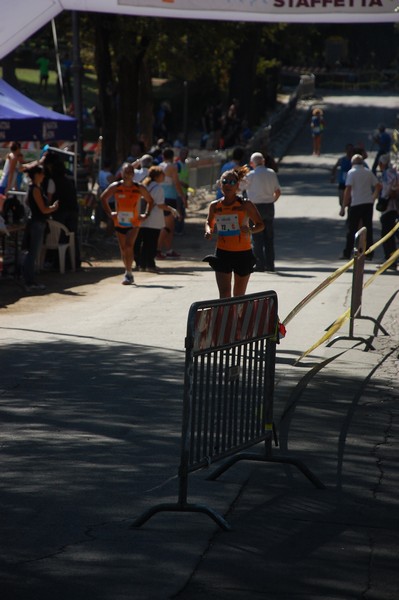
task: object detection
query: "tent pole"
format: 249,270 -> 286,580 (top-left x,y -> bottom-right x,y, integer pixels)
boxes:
72,11 -> 84,164
73,142 -> 78,186
51,19 -> 67,114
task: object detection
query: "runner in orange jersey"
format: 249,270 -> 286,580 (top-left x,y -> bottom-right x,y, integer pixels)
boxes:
203,166 -> 264,298
101,162 -> 154,285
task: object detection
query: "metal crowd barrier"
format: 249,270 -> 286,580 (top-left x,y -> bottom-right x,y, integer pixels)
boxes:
327,227 -> 389,350
133,290 -> 324,531
284,224 -> 399,361
187,154 -> 222,190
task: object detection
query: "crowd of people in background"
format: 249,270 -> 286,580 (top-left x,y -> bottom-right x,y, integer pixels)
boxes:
200,99 -> 252,151
0,113 -> 398,294
330,125 -> 398,272
96,140 -> 285,288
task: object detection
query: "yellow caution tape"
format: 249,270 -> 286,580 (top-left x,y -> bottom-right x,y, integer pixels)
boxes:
283,259 -> 353,326
284,222 -> 399,329
364,248 -> 399,286
297,246 -> 399,362
296,308 -> 351,362
364,222 -> 399,256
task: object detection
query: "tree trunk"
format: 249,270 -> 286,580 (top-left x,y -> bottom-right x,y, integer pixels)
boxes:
93,16 -> 117,167
2,52 -> 19,88
115,53 -> 139,163
114,32 -> 150,163
228,26 -> 262,125
138,56 -> 154,152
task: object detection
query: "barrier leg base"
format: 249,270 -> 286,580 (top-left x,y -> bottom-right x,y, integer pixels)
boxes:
208,451 -> 325,490
267,455 -> 326,489
356,315 -> 389,336
327,335 -> 375,351
132,501 -> 232,531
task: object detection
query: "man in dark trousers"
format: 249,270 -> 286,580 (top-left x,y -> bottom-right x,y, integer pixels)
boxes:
245,152 -> 281,272
341,153 -> 382,260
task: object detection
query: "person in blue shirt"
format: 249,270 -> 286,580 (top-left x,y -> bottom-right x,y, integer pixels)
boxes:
372,124 -> 391,174
216,146 -> 245,199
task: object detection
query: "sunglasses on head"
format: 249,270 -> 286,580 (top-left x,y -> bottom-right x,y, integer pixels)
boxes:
221,177 -> 238,185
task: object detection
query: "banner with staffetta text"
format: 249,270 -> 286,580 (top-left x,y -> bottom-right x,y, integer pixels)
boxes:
1,0 -> 398,62
111,0 -> 399,22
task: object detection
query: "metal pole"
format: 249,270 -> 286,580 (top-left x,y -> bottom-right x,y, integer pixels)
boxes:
51,19 -> 66,114
72,11 -> 84,162
183,80 -> 188,146
182,34 -> 189,147
97,135 -> 103,174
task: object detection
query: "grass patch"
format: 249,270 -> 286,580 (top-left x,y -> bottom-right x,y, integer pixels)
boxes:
0,67 -> 100,142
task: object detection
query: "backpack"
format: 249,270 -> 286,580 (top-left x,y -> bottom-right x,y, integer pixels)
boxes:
2,195 -> 25,224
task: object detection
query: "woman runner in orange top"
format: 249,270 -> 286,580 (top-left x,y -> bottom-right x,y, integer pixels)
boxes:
101,162 -> 154,285
203,166 -> 264,298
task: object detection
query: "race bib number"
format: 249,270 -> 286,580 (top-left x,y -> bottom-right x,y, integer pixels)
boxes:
216,214 -> 239,236
118,211 -> 133,226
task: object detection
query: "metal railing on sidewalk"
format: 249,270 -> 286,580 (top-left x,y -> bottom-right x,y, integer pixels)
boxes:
133,290 -> 324,531
327,227 -> 389,351
282,224 -> 399,361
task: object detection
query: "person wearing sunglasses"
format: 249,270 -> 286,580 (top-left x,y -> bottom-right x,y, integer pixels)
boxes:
203,166 -> 264,298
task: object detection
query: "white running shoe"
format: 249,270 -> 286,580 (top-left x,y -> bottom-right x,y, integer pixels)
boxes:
122,273 -> 134,285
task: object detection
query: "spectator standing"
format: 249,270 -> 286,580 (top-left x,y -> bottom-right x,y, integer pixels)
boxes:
46,158 -> 81,269
15,149 -> 25,191
239,120 -> 253,145
203,166 -> 264,298
156,148 -> 185,259
245,152 -> 281,272
175,147 -> 189,235
22,165 -> 59,291
133,154 -> 153,183
134,166 -> 179,272
148,139 -> 168,165
101,162 -> 154,285
37,53 -> 50,92
200,105 -> 214,149
221,100 -> 241,148
216,147 -> 245,200
376,154 -> 398,271
372,124 -> 391,174
331,143 -> 354,215
341,154 -> 382,260
154,101 -> 171,142
0,141 -> 21,195
98,159 -> 115,194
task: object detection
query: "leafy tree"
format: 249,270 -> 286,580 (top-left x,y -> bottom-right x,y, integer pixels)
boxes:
4,11 -> 397,165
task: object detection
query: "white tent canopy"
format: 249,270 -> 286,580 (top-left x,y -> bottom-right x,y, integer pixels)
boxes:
1,0 -> 398,60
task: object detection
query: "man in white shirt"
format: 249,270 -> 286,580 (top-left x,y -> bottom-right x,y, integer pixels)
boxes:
341,154 -> 382,260
133,154 -> 153,183
245,152 -> 281,272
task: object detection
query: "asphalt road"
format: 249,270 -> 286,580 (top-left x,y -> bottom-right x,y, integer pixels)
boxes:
0,90 -> 398,600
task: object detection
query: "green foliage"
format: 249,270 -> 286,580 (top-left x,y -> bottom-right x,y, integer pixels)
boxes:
3,13 -> 398,152
256,57 -> 281,77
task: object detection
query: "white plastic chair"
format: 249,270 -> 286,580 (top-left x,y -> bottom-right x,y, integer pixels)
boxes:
40,219 -> 75,274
